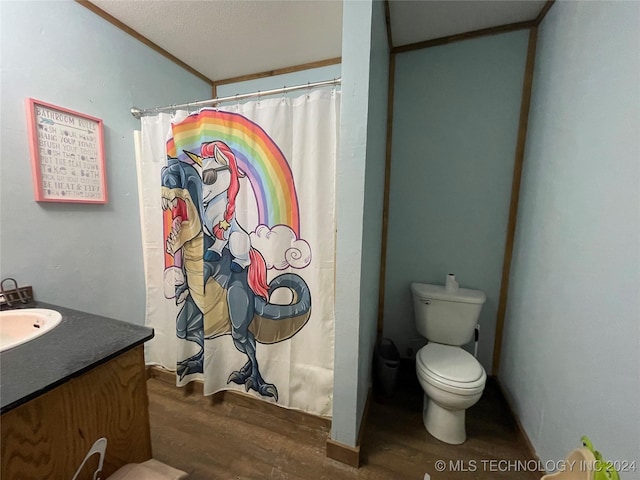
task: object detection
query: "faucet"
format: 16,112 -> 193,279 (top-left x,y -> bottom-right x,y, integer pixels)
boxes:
0,278 -> 31,309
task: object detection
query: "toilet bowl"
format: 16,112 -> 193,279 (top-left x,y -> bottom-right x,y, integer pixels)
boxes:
416,342 -> 486,444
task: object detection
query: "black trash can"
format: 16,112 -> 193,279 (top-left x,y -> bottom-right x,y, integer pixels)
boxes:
374,337 -> 400,398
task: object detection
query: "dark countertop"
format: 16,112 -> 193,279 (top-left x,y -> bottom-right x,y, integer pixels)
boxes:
0,302 -> 154,414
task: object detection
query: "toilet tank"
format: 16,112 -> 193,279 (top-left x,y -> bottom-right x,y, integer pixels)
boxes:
411,282 -> 486,346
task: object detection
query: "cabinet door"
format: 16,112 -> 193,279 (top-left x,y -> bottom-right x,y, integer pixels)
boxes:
1,346 -> 152,479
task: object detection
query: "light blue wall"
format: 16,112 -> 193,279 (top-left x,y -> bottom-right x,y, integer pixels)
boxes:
500,1 -> 640,473
332,0 -> 388,447
357,0 -> 389,434
383,31 -> 529,371
332,0 -> 372,447
0,1 -> 211,323
215,64 -> 341,99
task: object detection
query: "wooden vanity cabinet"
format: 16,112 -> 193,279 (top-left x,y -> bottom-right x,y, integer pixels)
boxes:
1,346 -> 152,479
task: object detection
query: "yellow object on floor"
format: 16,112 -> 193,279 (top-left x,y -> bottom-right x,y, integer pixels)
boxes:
108,459 -> 189,480
540,448 -> 597,480
541,437 -> 620,480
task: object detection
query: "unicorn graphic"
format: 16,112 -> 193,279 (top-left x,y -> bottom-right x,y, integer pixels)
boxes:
185,141 -> 269,297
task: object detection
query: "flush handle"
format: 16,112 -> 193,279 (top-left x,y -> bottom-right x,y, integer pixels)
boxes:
423,300 -> 431,305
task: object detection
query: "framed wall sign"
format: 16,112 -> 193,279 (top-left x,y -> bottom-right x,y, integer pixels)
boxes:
26,98 -> 107,203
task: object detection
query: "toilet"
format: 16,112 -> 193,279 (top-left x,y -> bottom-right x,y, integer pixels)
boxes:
411,282 -> 487,445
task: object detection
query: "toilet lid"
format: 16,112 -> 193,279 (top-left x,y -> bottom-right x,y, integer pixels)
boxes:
417,343 -> 484,385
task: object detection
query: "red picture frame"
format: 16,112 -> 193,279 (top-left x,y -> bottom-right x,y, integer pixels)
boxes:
26,98 -> 107,204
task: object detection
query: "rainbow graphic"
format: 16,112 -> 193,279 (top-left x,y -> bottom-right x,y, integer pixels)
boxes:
167,110 -> 300,236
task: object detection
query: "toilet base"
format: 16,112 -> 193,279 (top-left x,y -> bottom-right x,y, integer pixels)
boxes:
422,394 -> 466,445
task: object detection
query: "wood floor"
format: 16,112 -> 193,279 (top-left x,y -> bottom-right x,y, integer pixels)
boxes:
148,364 -> 540,479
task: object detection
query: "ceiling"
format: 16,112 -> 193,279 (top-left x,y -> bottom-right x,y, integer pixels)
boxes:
89,0 -> 546,83
389,1 -> 546,46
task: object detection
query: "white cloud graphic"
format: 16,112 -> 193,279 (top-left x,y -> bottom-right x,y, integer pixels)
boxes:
250,224 -> 311,270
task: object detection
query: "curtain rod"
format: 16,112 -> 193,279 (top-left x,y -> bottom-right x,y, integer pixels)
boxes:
130,77 -> 341,119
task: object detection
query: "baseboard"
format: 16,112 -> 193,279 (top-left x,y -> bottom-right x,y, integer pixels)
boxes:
146,365 -> 331,430
325,386 -> 372,468
326,438 -> 360,468
493,376 -> 540,463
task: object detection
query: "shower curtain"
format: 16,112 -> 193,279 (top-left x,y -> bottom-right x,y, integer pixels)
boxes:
135,89 -> 339,416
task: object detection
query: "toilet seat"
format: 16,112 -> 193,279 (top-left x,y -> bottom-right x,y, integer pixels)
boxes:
417,343 -> 486,394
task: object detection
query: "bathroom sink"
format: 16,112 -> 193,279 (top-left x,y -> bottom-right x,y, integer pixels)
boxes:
0,308 -> 62,352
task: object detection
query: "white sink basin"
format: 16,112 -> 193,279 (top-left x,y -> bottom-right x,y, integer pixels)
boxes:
0,308 -> 62,352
